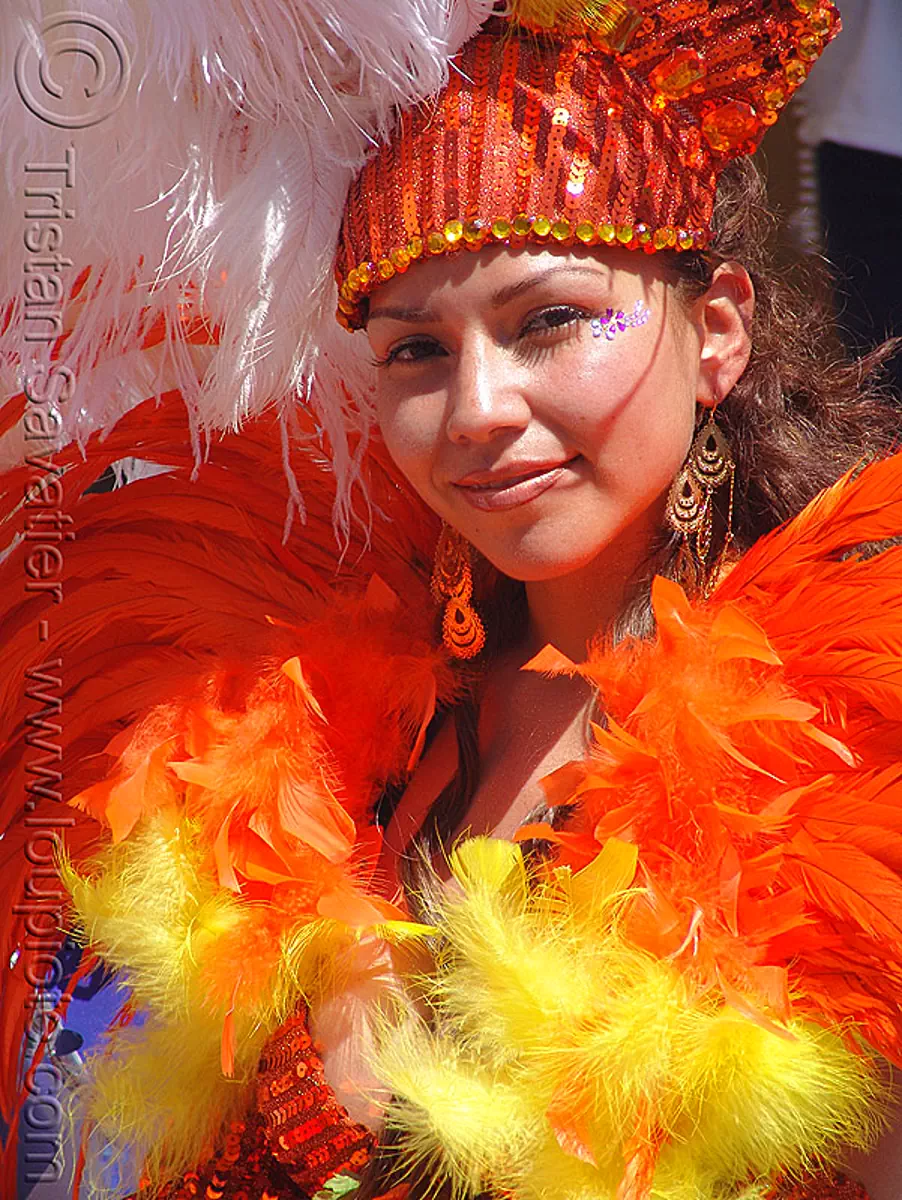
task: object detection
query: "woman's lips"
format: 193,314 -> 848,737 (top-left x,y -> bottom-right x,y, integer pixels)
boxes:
452,459 -> 576,511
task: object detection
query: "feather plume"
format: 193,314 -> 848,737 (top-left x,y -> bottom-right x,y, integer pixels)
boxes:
0,383 -> 453,1192
377,840 -> 886,1200
0,0 -> 495,524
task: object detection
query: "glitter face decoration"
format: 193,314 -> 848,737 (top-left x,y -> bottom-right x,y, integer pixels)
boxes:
591,299 -> 651,341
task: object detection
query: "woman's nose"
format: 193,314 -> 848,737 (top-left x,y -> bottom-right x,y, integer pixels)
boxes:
444,338 -> 530,444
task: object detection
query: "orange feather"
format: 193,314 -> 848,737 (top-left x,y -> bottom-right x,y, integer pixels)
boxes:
535,453 -> 902,1064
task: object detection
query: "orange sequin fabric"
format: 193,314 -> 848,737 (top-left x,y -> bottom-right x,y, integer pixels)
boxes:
133,1007 -> 374,1199
254,1011 -> 374,1193
336,0 -> 840,329
770,1175 -> 871,1200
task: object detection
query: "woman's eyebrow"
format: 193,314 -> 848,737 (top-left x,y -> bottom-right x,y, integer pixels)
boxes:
367,264 -> 611,324
367,303 -> 438,324
490,264 -> 612,308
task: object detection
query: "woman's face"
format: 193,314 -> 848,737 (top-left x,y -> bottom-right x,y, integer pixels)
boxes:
366,242 -> 746,583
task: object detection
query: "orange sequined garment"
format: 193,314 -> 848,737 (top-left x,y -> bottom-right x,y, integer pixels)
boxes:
770,1177 -> 871,1200
134,1007 -> 373,1200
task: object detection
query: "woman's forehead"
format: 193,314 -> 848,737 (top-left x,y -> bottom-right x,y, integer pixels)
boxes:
367,241 -> 662,320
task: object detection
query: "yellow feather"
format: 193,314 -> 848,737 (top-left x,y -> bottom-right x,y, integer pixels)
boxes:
380,835 -> 888,1200
511,0 -> 641,38
60,817 -> 377,1193
378,1027 -> 540,1199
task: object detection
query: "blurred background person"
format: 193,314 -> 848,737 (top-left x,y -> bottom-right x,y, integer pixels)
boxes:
799,0 -> 902,398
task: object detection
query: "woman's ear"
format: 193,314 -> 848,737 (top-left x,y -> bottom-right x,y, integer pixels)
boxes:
691,261 -> 754,408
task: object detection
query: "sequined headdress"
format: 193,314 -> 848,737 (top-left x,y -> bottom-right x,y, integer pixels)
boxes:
335,0 -> 839,329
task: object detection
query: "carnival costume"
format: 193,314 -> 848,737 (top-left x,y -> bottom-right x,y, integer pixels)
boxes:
2,3 -> 899,1200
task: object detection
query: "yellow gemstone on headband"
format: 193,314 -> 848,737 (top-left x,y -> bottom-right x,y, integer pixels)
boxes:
635,223 -> 651,244
615,223 -> 634,244
444,219 -> 464,243
648,48 -> 705,100
427,231 -> 448,254
532,215 -> 552,237
798,33 -> 822,60
790,0 -> 817,10
407,236 -> 424,258
463,219 -> 486,243
785,58 -> 807,85
653,228 -> 669,250
491,218 -> 512,240
575,222 -> 596,244
551,220 -> 571,241
598,222 -> 616,243
677,230 -> 693,250
512,214 -> 534,236
390,247 -> 411,270
377,258 -> 395,280
809,8 -> 834,33
763,86 -> 786,108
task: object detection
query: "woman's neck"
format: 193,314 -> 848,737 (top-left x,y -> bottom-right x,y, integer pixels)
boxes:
523,505 -> 663,661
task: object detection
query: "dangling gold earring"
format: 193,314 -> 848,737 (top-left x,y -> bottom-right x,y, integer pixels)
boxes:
666,407 -> 735,595
430,524 -> 486,659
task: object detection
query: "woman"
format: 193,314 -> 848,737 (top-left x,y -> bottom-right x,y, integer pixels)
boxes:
2,2 -> 901,1200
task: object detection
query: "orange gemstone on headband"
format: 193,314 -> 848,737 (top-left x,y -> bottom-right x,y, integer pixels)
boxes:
701,101 -> 761,152
785,59 -> 808,85
798,34 -> 822,60
649,48 -> 706,100
809,8 -> 834,33
790,0 -> 817,10
763,86 -> 786,108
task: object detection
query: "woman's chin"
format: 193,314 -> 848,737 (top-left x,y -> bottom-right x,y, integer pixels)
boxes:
478,538 -> 609,584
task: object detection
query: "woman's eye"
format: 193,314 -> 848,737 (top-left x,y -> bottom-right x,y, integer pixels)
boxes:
521,305 -> 591,337
374,338 -> 445,367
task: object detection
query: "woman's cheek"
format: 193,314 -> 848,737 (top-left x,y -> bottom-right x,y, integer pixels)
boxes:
377,397 -> 439,487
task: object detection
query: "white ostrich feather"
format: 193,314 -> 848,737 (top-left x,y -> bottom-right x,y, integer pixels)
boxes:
1,0 -> 494,525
